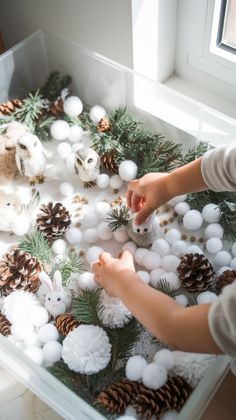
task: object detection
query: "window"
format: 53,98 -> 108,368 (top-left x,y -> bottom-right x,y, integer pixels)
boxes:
217,0 -> 236,52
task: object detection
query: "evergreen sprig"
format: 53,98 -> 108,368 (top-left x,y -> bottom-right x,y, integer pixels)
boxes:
40,70 -> 72,101
53,251 -> 84,286
72,288 -> 103,325
12,90 -> 45,132
34,115 -> 56,141
19,230 -> 53,264
106,204 -> 130,232
155,279 -> 180,298
47,361 -> 77,392
180,141 -> 208,165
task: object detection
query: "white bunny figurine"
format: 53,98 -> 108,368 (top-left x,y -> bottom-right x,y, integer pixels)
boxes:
38,270 -> 72,318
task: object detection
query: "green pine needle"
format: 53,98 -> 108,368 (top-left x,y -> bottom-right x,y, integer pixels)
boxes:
53,251 -> 84,286
40,70 -> 72,101
47,361 -> 77,392
155,279 -> 179,298
34,115 -> 56,141
180,141 -> 208,165
19,230 -> 53,264
72,288 -> 103,325
12,90 -> 45,131
106,204 -> 130,232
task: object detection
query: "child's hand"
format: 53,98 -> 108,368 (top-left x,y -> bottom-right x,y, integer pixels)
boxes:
92,250 -> 135,297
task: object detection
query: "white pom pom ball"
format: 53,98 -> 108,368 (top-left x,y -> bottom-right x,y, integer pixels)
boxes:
122,241 -> 137,255
96,174 -> 110,189
82,211 -> 98,228
217,266 -> 231,276
214,251 -> 232,267
78,272 -> 97,290
24,333 -> 41,348
38,324 -> 59,344
161,255 -> 180,272
110,175 -> 124,189
161,410 -> 178,420
97,222 -> 113,240
171,240 -> 187,256
83,228 -> 98,243
124,406 -> 138,418
11,321 -> 34,340
30,306 -> 49,327
50,120 -> 70,141
52,239 -> 67,255
186,245 -> 204,254
134,248 -> 149,266
119,160 -> 138,182
151,239 -> 170,256
206,238 -> 223,254
143,252 -> 161,271
68,125 -> 83,142
72,142 -> 83,152
183,210 -> 203,230
89,105 -> 106,123
95,202 -> 111,219
168,195 -> 187,206
24,347 -> 44,365
150,268 -> 165,287
86,246 -> 104,265
60,182 -> 74,197
142,362 -> 167,390
137,271 -> 150,284
63,96 -> 83,117
175,294 -> 188,307
202,203 -> 220,223
160,272 -> 181,289
230,257 -> 236,270
65,228 -> 82,244
204,223 -> 224,239
43,341 -> 62,363
174,202 -> 190,216
47,167 -> 63,180
12,216 -> 31,236
125,355 -> 147,381
114,229 -> 129,243
231,242 -> 236,256
166,229 -> 181,244
153,349 -> 174,370
57,142 -> 72,159
197,291 -> 218,304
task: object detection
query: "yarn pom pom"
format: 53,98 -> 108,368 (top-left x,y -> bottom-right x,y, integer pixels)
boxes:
2,291 -> 39,323
38,324 -> 59,344
98,290 -> 132,328
197,291 -> 218,304
78,272 -> 97,290
183,210 -> 203,230
119,160 -> 138,182
125,355 -> 147,381
89,105 -> 106,124
63,96 -> 83,117
12,216 -> 31,236
153,349 -> 174,370
142,362 -> 167,390
30,306 -> 49,327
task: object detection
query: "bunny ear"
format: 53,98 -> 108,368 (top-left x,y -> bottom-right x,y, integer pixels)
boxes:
53,270 -> 63,291
39,271 -> 53,290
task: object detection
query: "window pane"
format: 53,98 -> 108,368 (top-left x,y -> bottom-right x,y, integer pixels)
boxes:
222,0 -> 236,48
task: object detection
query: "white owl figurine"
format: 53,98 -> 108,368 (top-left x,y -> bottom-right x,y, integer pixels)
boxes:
15,133 -> 47,184
127,211 -> 159,247
74,147 -> 100,188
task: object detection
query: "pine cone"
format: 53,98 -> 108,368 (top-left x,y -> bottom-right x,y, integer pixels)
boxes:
0,313 -> 11,336
177,253 -> 216,293
0,99 -> 23,115
55,313 -> 82,336
100,150 -> 118,174
36,202 -> 71,240
0,249 -> 42,296
50,98 -> 64,117
96,379 -> 140,414
215,269 -> 236,294
97,117 -> 111,132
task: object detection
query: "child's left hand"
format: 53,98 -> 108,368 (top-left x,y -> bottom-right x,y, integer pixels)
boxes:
92,250 -> 135,297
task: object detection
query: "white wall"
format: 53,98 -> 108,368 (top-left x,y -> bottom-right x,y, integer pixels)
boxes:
0,0 -> 133,67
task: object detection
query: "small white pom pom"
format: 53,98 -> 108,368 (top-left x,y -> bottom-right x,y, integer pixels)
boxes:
230,257 -> 236,270
86,246 -> 104,265
38,324 -> 59,344
183,210 -> 203,230
202,203 -> 220,223
124,406 -> 138,418
65,228 -> 82,244
24,347 -> 44,365
30,306 -> 49,327
12,216 -> 31,236
217,266 -> 231,276
82,211 -> 98,228
160,272 -> 181,289
231,242 -> 236,256
197,291 -> 218,304
114,229 -> 129,243
50,120 -> 70,141
83,228 -> 98,243
168,195 -> 187,206
171,240 -> 187,256
153,349 -> 174,370
134,248 -> 149,266
137,271 -> 150,284
96,174 -> 110,189
204,223 -> 224,239
68,125 -> 83,142
142,362 -> 167,390
161,255 -> 180,272
122,241 -> 137,255
24,333 -> 41,348
186,245 -> 204,254
95,202 -> 111,218
11,321 -> 34,340
110,174 -> 124,189
63,96 -> 83,117
161,410 -> 178,420
78,272 -> 97,290
43,341 -> 62,363
119,160 -> 138,182
175,294 -> 188,307
89,105 -> 106,123
98,222 -> 113,240
117,417 -> 136,420
57,142 -> 72,159
174,202 -> 190,216
143,252 -> 161,271
214,251 -> 232,267
166,229 -> 181,244
151,239 -> 170,256
52,239 -> 67,255
206,238 -> 223,254
60,182 -> 74,197
125,355 -> 147,381
150,268 -> 165,287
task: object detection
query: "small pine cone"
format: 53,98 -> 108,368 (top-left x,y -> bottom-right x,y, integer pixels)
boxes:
50,98 -> 64,117
97,117 -> 111,132
167,375 -> 192,411
36,202 -> 71,240
0,99 -> 23,115
177,253 -> 216,293
0,313 -> 11,336
55,314 -> 82,336
96,379 -> 140,414
0,249 -> 42,296
215,269 -> 236,294
100,150 -> 118,174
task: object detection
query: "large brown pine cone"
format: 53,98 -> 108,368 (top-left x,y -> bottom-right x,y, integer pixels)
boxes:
0,249 -> 42,296
0,313 -> 11,336
55,313 -> 82,336
215,269 -> 236,294
97,117 -> 111,132
100,150 -> 118,174
36,202 -> 71,240
177,253 -> 216,293
96,379 -> 140,414
0,99 -> 23,115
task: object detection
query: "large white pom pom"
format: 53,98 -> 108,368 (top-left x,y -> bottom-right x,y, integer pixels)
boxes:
24,333 -> 41,348
110,175 -> 124,189
24,347 -> 44,365
206,238 -> 222,254
63,96 -> 83,117
50,120 -> 70,141
183,210 -> 203,230
151,239 -> 170,256
98,222 -> 113,240
83,228 -> 99,243
11,321 -> 34,340
150,268 -> 165,287
171,240 -> 187,256
134,248 -> 149,266
202,203 -> 220,223
57,142 -> 72,159
174,202 -> 190,216
89,105 -> 106,123
95,202 -> 111,219
65,227 -> 82,244
125,355 -> 147,381
68,125 -> 84,142
96,174 -> 110,189
98,290 -> 132,328
214,251 -> 232,267
38,324 -> 59,344
160,272 -> 181,289
82,211 -> 98,228
119,160 -> 138,182
161,255 -> 180,272
30,306 -> 49,327
122,241 -> 137,255
137,271 -> 150,284
142,362 -> 167,389
153,349 -> 174,370
78,272 -> 97,290
165,229 -> 181,244
197,291 -> 218,304
43,341 -> 62,363
114,229 -> 129,243
143,251 -> 161,271
62,325 -> 111,374
204,223 -> 224,239
2,290 -> 39,323
86,246 -> 104,265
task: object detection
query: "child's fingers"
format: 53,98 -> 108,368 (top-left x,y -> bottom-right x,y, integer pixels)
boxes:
131,192 -> 142,212
94,274 -> 101,285
91,261 -> 101,273
126,189 -> 133,208
135,204 -> 153,225
99,252 -> 112,264
120,250 -> 134,264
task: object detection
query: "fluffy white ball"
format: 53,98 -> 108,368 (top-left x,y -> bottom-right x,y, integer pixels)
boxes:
166,229 -> 181,244
174,202 -> 190,216
186,245 -> 204,254
98,290 -> 132,328
78,272 -> 97,290
30,306 -> 49,327
98,222 -> 113,240
63,96 -> 83,117
214,251 -> 232,267
161,272 -> 181,289
151,239 -> 170,256
183,210 -> 203,230
204,223 -> 224,239
168,195 -> 187,206
72,142 -> 83,152
110,174 -> 124,189
125,355 -> 147,381
114,229 -> 129,243
124,406 -> 138,418
82,211 -> 98,228
171,240 -> 187,256
122,241 -> 137,255
142,362 -> 167,390
11,321 -> 34,341
206,238 -> 223,254
57,142 -> 72,159
52,239 -> 67,255
134,248 -> 149,266
202,203 -> 220,223
137,271 -> 150,284
86,246 -> 104,265
161,255 -> 180,272
197,291 -> 218,304
2,290 -> 39,323
47,166 -> 63,180
62,325 -> 111,374
231,242 -> 236,256
60,182 -> 74,197
24,333 -> 41,348
95,202 -> 111,219
89,105 -> 106,123
153,349 -> 174,370
43,341 -> 62,363
65,227 -> 82,244
143,252 -> 161,271
96,174 -> 110,189
217,266 -> 231,276
50,120 -> 70,141
12,216 -> 31,236
160,410 -> 178,420
119,160 -> 138,182
230,257 -> 236,270
38,324 -> 59,344
150,268 -> 165,287
175,294 -> 188,307
68,125 -> 84,142
24,347 -> 44,365
83,228 -> 99,243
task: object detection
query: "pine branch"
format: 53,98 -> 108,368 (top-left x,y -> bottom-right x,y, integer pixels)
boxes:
47,361 -> 77,392
106,204 -> 130,232
40,71 -> 72,101
19,230 -> 53,264
106,318 -> 140,365
12,90 -> 45,131
137,141 -> 182,177
218,201 -> 236,241
72,288 -> 103,325
180,141 -> 208,165
187,294 -> 198,306
34,115 -> 56,141
155,279 -> 180,298
53,250 -> 84,286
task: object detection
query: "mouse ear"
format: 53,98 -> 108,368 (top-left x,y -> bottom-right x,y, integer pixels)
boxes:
39,271 -> 53,290
52,270 -> 63,291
